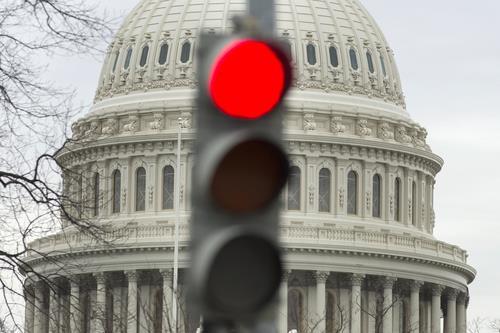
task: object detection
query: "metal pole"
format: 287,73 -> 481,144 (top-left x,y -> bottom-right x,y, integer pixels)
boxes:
173,117 -> 182,333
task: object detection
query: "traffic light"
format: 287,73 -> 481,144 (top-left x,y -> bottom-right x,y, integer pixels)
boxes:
190,32 -> 291,322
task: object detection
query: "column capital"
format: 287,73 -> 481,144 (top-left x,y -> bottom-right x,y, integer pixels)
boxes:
313,271 -> 330,283
125,270 -> 139,282
409,280 -> 424,292
382,276 -> 398,289
93,272 -> 107,285
457,292 -> 467,305
446,288 -> 460,301
349,273 -> 365,287
160,269 -> 173,281
431,284 -> 445,296
282,269 -> 292,282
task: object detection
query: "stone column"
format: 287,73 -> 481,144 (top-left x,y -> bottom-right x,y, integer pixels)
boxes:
279,270 -> 290,333
70,276 -> 81,333
126,270 -> 139,333
445,289 -> 459,333
24,285 -> 35,333
48,283 -> 59,333
382,277 -> 397,333
409,281 -> 424,333
456,293 -> 467,333
161,269 -> 173,333
314,271 -> 329,333
350,274 -> 364,333
431,285 -> 444,333
94,272 -> 107,333
33,282 -> 44,333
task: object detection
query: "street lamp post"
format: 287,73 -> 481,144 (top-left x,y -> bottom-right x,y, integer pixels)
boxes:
173,116 -> 182,333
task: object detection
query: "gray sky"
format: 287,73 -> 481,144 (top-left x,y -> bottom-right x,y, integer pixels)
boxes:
45,0 -> 500,320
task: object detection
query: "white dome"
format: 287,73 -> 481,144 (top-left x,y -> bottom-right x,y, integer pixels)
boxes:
93,0 -> 408,119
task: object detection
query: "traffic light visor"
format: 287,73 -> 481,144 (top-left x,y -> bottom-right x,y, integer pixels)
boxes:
209,39 -> 290,119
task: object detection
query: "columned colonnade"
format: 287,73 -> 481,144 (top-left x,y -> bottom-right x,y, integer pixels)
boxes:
25,270 -> 468,333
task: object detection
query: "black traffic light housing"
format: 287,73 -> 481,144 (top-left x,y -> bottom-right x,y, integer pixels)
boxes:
189,31 -> 291,323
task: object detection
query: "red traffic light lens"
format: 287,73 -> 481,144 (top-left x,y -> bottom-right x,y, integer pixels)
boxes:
209,39 -> 289,119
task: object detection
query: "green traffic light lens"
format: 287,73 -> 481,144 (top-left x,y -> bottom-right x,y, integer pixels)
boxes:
210,138 -> 289,214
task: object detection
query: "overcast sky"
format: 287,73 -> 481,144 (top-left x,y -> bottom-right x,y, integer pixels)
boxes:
45,0 -> 500,320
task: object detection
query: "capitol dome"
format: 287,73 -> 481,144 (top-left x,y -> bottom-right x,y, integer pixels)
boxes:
23,1 -> 475,333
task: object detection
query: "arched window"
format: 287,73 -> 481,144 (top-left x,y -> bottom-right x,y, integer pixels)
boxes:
112,52 -> 120,73
306,44 -> 317,65
319,168 -> 331,212
394,177 -> 401,222
135,167 -> 146,211
366,51 -> 375,73
326,292 -> 336,333
158,43 -> 169,65
93,173 -> 100,217
180,41 -> 191,63
349,48 -> 359,70
372,174 -> 381,218
162,166 -> 175,210
112,170 -> 121,213
329,46 -> 339,67
287,166 -> 301,210
412,181 -> 417,225
139,45 -> 149,67
288,289 -> 304,333
380,54 -> 387,77
347,171 -> 358,215
124,47 -> 133,69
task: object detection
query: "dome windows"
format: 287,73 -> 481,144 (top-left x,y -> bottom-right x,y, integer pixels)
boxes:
349,48 -> 359,70
328,46 -> 339,68
319,168 -> 331,213
158,43 -> 169,65
366,51 -> 375,73
112,170 -> 121,213
412,181 -> 417,226
139,45 -> 150,67
93,173 -> 100,217
162,165 -> 175,210
287,166 -> 301,210
135,167 -> 146,211
347,171 -> 358,215
380,54 -> 387,77
394,177 -> 401,222
306,44 -> 317,66
372,174 -> 381,218
180,41 -> 191,63
111,52 -> 120,73
124,47 -> 133,70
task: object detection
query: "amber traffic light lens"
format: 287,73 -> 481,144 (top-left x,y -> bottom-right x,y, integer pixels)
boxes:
210,139 -> 289,214
208,39 -> 289,119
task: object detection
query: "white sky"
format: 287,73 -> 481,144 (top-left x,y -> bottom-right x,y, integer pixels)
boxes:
44,0 -> 499,320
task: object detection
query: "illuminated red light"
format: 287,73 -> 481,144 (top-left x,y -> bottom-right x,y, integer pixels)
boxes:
209,39 -> 289,119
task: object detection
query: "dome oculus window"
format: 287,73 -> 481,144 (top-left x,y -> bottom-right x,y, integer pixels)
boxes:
366,51 -> 375,73
139,45 -> 149,67
328,46 -> 339,68
124,47 -> 133,70
319,168 -> 331,213
158,43 -> 169,65
162,165 -> 175,210
287,166 -> 301,210
135,167 -> 146,212
180,41 -> 191,63
349,48 -> 359,70
306,44 -> 317,66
